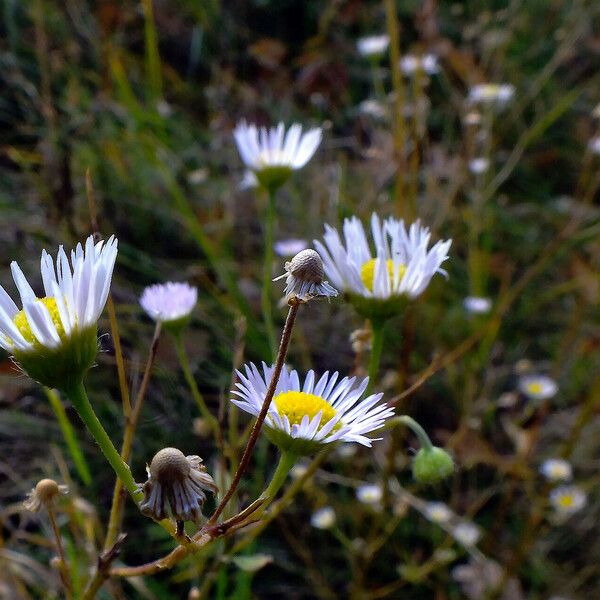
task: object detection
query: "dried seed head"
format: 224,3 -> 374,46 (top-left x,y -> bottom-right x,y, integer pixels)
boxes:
288,249 -> 324,284
24,478 -> 69,512
148,447 -> 191,484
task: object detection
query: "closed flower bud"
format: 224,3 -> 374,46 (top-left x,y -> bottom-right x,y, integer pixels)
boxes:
412,447 -> 454,484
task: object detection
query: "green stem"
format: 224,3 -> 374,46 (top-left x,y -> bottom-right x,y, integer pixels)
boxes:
264,451 -> 298,504
397,415 -> 433,451
367,319 -> 385,393
262,188 -> 278,360
173,334 -> 219,433
45,388 -> 92,485
64,380 -> 140,500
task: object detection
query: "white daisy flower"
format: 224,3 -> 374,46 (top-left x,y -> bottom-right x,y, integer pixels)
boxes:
356,35 -> 390,57
314,214 -> 451,318
452,522 -> 481,547
140,282 -> 197,326
274,238 -> 308,257
0,236 -> 118,388
358,99 -> 388,120
518,375 -> 558,401
356,484 -> 383,505
468,158 -> 490,174
468,83 -> 514,106
234,121 -> 322,191
399,54 -> 439,76
549,485 -> 586,516
588,136 -> 600,155
540,459 -> 573,482
424,501 -> 453,524
463,296 -> 492,314
311,506 -> 336,530
231,362 -> 395,455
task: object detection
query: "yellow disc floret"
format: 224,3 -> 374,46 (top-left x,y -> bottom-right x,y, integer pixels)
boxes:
13,297 -> 65,345
274,391 -> 337,430
557,494 -> 574,509
360,259 -> 406,292
525,382 -> 543,395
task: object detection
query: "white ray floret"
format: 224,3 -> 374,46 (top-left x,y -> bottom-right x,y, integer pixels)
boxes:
234,121 -> 322,173
314,214 -> 451,300
140,282 -> 197,324
0,235 -> 118,353
231,362 -> 395,450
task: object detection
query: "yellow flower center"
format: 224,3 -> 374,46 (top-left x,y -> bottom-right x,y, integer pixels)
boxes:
557,495 -> 574,508
360,259 -> 406,292
273,391 -> 337,430
525,382 -> 543,395
13,297 -> 65,344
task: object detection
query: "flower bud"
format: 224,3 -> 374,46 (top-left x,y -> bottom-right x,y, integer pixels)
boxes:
412,446 -> 454,484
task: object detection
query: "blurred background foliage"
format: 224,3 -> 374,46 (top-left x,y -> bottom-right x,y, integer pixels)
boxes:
1,0 -> 600,598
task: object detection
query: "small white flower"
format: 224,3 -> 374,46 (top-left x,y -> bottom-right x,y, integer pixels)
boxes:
356,484 -> 383,505
463,296 -> 492,314
588,136 -> 600,155
399,54 -> 439,76
518,375 -> 558,401
274,249 -> 338,303
452,522 -> 481,547
540,459 -> 573,482
356,35 -> 390,57
424,502 -> 453,524
314,214 -> 451,309
274,238 -> 308,257
311,506 -> 336,530
0,236 -> 117,353
468,83 -> 514,106
234,121 -> 322,190
549,485 -> 586,516
468,158 -> 490,174
232,363 -> 394,454
140,282 -> 197,324
359,99 -> 388,119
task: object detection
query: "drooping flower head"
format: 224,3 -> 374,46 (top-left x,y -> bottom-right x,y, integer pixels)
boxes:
234,121 -> 322,191
314,214 -> 451,319
140,282 -> 197,332
232,362 -> 394,455
0,236 -> 118,389
139,447 -> 218,524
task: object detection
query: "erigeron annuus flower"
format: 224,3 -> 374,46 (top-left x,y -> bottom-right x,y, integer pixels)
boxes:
356,35 -> 390,57
468,83 -> 514,106
452,522 -> 481,547
234,121 -> 322,191
274,249 -> 338,303
139,448 -> 218,524
468,158 -> 490,174
540,458 -> 573,482
399,54 -> 439,76
424,501 -> 453,524
311,506 -> 336,530
232,362 -> 394,455
274,238 -> 308,258
463,296 -> 492,314
0,236 -> 117,389
314,214 -> 451,319
549,485 -> 586,516
356,484 -> 383,505
518,375 -> 558,401
588,136 -> 600,155
140,282 -> 197,331
24,479 -> 69,513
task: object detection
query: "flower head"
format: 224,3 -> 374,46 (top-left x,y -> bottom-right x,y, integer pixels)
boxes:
274,249 -> 338,303
234,121 -> 322,191
540,458 -> 573,482
468,158 -> 490,174
424,501 -> 453,524
452,522 -> 481,547
140,282 -> 197,331
356,484 -> 383,505
412,446 -> 454,484
24,478 -> 68,512
311,506 -> 336,529
588,136 -> 600,155
0,236 -> 117,389
399,54 -> 439,76
274,238 -> 308,257
139,448 -> 218,523
468,83 -> 514,106
315,214 -> 451,319
518,375 -> 558,401
357,35 -> 390,57
232,362 -> 394,455
463,296 -> 492,314
549,485 -> 586,516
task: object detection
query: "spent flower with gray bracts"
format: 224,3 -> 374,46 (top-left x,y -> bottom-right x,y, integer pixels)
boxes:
234,121 -> 322,191
139,448 -> 218,524
273,249 -> 338,303
24,479 -> 68,512
140,282 -> 197,331
0,235 -> 118,389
